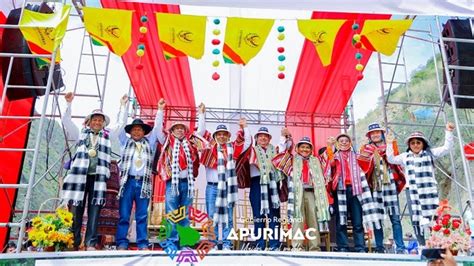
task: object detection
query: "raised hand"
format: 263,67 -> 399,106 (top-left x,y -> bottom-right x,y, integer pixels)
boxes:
239,118 -> 247,129
386,132 -> 395,143
327,136 -> 336,146
446,122 -> 455,132
120,94 -> 128,106
64,92 -> 74,103
158,98 -> 166,110
198,102 -> 206,114
281,127 -> 290,137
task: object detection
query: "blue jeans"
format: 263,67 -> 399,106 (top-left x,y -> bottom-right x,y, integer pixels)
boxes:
116,178 -> 150,249
334,185 -> 365,252
249,176 -> 280,250
374,213 -> 406,252
206,183 -> 233,249
165,180 -> 192,247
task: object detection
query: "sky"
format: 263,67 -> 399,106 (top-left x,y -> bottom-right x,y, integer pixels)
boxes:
28,1 -> 446,131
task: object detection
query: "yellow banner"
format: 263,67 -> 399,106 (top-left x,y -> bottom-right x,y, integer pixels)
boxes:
83,7 -> 133,56
297,19 -> 346,67
19,4 -> 71,64
360,19 -> 413,56
223,17 -> 274,65
156,13 -> 206,60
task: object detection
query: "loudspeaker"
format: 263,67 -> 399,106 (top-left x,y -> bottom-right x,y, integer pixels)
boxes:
1,4 -> 63,101
442,19 -> 474,108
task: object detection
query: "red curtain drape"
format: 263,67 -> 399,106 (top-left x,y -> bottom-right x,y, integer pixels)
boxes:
287,12 -> 390,151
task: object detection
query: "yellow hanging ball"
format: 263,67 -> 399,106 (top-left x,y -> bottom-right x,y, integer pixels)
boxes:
136,49 -> 145,57
353,34 -> 361,42
355,63 -> 364,71
278,65 -> 285,71
278,33 -> 285,41
213,29 -> 221,35
212,60 -> 220,67
139,26 -> 148,34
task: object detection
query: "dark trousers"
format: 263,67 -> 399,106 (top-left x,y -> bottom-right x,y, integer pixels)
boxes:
406,189 -> 426,245
70,175 -> 102,248
334,185 -> 365,252
249,176 -> 280,250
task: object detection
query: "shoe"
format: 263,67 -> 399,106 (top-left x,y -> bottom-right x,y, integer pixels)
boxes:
117,246 -> 128,251
86,246 -> 97,251
375,248 -> 385,254
396,249 -> 408,254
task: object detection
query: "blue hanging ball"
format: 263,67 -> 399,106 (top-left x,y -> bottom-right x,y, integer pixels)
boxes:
278,55 -> 286,62
355,52 -> 362,60
212,48 -> 220,55
352,23 -> 359,30
213,18 -> 220,25
277,26 -> 285,33
137,44 -> 145,50
140,16 -> 148,23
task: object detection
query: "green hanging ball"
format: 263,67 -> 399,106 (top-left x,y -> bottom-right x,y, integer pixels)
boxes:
355,53 -> 362,60
278,55 -> 286,62
213,18 -> 220,25
277,26 -> 285,33
140,16 -> 148,23
137,44 -> 145,50
212,49 -> 220,55
352,23 -> 359,30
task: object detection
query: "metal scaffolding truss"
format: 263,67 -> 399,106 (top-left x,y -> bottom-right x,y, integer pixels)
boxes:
137,105 -> 351,129
378,17 -> 474,217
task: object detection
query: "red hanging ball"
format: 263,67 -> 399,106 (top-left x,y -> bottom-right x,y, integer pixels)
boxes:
212,72 -> 220,80
136,64 -> 144,70
355,42 -> 362,49
357,74 -> 364,81
277,47 -> 285,53
278,73 -> 285,79
212,39 -> 221,45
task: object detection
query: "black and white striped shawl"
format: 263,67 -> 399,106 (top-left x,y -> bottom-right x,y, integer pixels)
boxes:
170,137 -> 194,198
404,151 -> 438,235
213,143 -> 238,227
372,156 -> 400,216
61,128 -> 111,206
118,138 -> 154,199
335,151 -> 382,230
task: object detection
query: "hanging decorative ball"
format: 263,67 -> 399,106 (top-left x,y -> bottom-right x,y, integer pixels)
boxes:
136,49 -> 145,57
352,23 -> 359,30
212,39 -> 221,45
277,26 -> 285,33
137,44 -> 145,50
355,52 -> 362,60
139,26 -> 148,34
278,73 -> 285,79
354,42 -> 362,49
212,60 -> 220,67
277,47 -> 285,53
140,16 -> 148,23
355,63 -> 364,71
136,64 -> 144,70
357,74 -> 364,81
277,33 -> 285,41
212,49 -> 220,55
212,72 -> 220,80
213,18 -> 220,25
213,29 -> 221,35
278,65 -> 285,71
278,55 -> 286,62
353,34 -> 361,42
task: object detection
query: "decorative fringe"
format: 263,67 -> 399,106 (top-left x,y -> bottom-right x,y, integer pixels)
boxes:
393,140 -> 400,155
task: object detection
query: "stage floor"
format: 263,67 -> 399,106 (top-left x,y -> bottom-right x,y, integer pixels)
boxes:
2,251 -> 474,266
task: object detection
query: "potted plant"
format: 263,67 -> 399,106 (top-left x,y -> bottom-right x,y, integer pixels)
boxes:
28,207 -> 74,251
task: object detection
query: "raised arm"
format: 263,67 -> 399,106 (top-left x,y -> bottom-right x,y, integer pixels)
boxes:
385,132 -> 404,165
196,102 -> 206,137
109,94 -> 129,146
155,98 -> 167,145
278,127 -> 293,153
240,118 -> 251,151
61,92 -> 80,142
431,122 -> 455,159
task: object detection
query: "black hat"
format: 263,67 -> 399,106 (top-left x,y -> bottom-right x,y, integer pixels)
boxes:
125,119 -> 152,135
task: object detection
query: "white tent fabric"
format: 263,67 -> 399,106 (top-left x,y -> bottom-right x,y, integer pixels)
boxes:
125,0 -> 474,16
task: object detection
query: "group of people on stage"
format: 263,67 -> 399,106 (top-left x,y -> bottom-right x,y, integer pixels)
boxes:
59,94 -> 455,252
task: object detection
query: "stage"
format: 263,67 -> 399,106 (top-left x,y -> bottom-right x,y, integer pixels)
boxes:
2,250 -> 474,266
